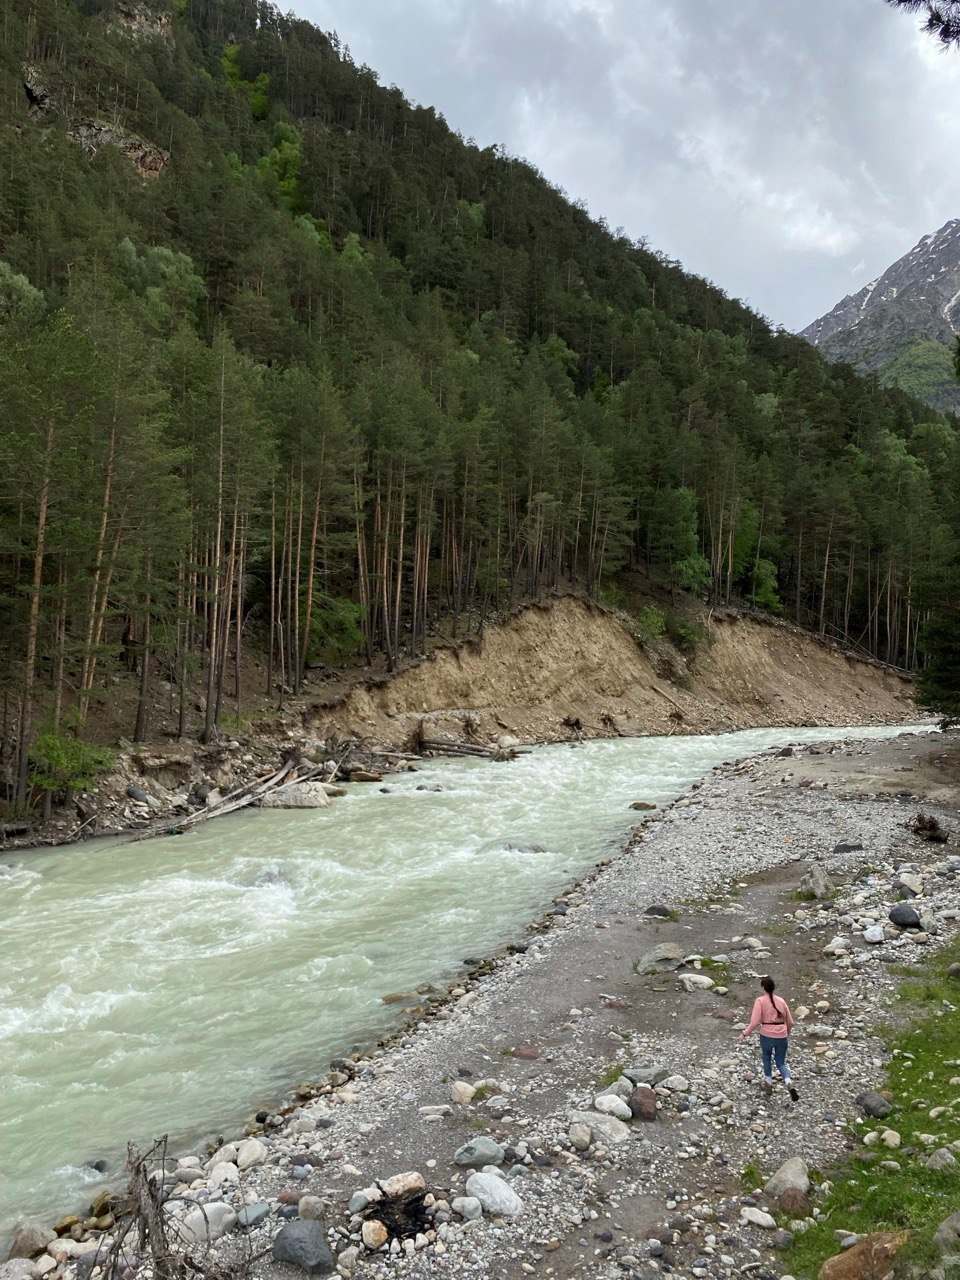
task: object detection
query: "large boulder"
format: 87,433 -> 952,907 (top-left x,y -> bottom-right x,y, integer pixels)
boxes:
464,1172 -> 523,1218
260,782 -> 331,810
7,1223 -> 55,1261
818,1231 -> 910,1280
889,903 -> 921,929
567,1109 -> 631,1144
935,1210 -> 960,1256
856,1089 -> 892,1119
636,942 -> 685,973
236,1137 -> 268,1170
0,1262 -> 35,1280
172,1203 -> 237,1247
799,863 -> 833,899
763,1156 -> 810,1199
454,1137 -> 504,1169
272,1221 -> 335,1274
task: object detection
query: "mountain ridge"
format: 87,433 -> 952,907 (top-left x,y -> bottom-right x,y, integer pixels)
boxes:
801,218 -> 960,411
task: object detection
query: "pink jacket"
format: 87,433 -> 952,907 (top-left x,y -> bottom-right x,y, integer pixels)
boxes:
742,993 -> 794,1039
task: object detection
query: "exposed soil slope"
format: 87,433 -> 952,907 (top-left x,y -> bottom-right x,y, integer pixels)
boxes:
305,597 -> 915,748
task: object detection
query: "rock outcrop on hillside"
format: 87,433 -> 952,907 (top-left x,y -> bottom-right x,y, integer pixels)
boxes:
800,218 -> 960,412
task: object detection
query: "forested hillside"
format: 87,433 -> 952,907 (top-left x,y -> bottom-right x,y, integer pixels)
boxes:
0,0 -> 956,810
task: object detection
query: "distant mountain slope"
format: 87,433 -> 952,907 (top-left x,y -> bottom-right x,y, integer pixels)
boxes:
800,219 -> 960,412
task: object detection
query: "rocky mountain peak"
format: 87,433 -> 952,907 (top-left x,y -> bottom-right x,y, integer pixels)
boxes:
800,219 -> 960,412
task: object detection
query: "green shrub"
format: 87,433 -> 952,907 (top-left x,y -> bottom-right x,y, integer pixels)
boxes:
635,604 -> 666,644
664,611 -> 708,655
29,731 -> 114,799
598,581 -> 626,611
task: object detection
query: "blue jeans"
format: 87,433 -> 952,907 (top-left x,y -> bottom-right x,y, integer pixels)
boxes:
759,1034 -> 791,1082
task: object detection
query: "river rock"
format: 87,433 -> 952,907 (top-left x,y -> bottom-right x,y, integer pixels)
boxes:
454,1137 -> 504,1168
236,1137 -> 267,1170
272,1221 -> 336,1273
623,1065 -> 670,1086
379,1171 -> 425,1197
452,1196 -> 483,1222
7,1223 -> 56,1260
740,1207 -> 776,1229
568,1110 -> 632,1144
863,925 -> 885,944
0,1263 -> 35,1280
628,1085 -> 658,1121
207,1142 -> 238,1166
208,1160 -> 240,1188
464,1172 -> 523,1217
799,863 -> 833,899
237,1204 -> 270,1229
569,1122 -> 593,1150
889,903 -> 921,929
450,1081 -> 476,1104
298,1196 -> 326,1221
637,942 -> 685,973
661,1074 -> 690,1091
819,1231 -> 909,1280
764,1156 -> 810,1198
935,1210 -> 960,1255
593,1093 -> 632,1120
927,1148 -> 959,1172
174,1202 -> 237,1246
857,1089 -> 893,1118
898,873 -> 923,897
260,782 -> 331,809
680,973 -> 715,991
360,1220 -> 388,1251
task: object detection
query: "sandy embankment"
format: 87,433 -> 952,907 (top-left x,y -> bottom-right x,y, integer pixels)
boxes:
305,598 -> 915,748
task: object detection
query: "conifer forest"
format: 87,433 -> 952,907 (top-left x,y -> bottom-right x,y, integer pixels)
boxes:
1,0 -> 958,807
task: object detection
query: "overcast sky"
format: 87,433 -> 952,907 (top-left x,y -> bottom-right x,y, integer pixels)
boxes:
291,0 -> 960,331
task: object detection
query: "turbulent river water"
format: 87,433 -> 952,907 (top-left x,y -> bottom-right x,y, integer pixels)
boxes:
0,723 -> 930,1234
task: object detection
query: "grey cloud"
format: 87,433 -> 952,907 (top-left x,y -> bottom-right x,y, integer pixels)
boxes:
295,0 -> 960,330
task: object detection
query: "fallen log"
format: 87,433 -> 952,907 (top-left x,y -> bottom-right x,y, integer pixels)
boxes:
127,758 -> 297,842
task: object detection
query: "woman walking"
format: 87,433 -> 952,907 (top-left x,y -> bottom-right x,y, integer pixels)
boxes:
739,975 -> 799,1100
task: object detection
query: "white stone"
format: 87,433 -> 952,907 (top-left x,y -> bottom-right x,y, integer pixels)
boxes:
465,1172 -> 523,1217
680,974 -> 715,992
764,1157 -> 810,1198
568,1109 -> 632,1143
661,1075 -> 690,1091
236,1138 -> 268,1170
172,1202 -> 237,1245
451,1081 -> 476,1105
593,1094 -> 632,1120
260,781 -> 331,809
740,1207 -> 776,1229
451,1196 -> 483,1221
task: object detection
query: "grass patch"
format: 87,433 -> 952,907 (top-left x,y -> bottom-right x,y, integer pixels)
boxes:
598,1062 -> 626,1089
786,937 -> 960,1277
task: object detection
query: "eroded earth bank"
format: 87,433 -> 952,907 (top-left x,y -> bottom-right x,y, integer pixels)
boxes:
39,598 -> 916,847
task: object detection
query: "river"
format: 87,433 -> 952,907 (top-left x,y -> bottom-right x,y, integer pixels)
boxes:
0,723 -> 930,1234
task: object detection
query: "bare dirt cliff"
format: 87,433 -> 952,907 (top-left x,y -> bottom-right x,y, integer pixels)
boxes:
305,597 -> 915,748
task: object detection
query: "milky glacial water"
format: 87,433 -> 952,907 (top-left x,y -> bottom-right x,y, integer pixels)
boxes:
0,724 -> 931,1233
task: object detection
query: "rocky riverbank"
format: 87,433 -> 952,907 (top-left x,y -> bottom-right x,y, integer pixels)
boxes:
5,729 -> 960,1280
